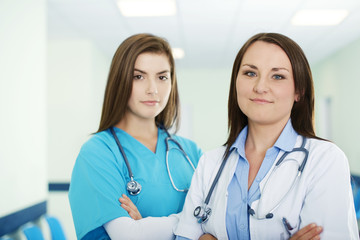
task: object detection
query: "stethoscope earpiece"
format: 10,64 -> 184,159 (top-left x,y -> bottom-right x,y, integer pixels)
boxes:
127,179 -> 142,196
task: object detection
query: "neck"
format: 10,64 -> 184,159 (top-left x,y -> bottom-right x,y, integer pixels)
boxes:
115,115 -> 158,139
246,119 -> 289,153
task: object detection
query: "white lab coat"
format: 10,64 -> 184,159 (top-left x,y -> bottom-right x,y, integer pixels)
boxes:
174,136 -> 359,240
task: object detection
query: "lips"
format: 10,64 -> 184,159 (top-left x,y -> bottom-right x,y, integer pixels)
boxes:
251,98 -> 272,104
141,100 -> 160,106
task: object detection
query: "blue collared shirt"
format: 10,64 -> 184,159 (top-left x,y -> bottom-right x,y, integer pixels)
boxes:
176,120 -> 298,240
226,119 -> 298,240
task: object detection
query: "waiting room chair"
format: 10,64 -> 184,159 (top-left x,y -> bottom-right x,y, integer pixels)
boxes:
22,224 -> 45,240
45,216 -> 66,240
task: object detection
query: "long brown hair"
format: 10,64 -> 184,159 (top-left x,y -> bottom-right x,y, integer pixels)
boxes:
97,33 -> 180,133
225,32 -> 318,155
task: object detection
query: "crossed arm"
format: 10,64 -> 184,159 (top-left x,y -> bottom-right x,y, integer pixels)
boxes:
119,194 -> 323,240
198,225 -> 322,240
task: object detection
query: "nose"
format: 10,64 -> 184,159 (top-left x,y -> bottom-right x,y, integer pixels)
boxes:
253,75 -> 269,93
146,77 -> 158,95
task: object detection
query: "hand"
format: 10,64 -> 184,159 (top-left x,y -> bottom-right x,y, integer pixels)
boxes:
290,223 -> 323,240
198,234 -> 217,240
119,194 -> 142,220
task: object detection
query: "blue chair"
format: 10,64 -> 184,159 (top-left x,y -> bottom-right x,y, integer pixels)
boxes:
354,188 -> 360,219
45,216 -> 66,240
351,176 -> 360,220
22,224 -> 45,240
0,237 -> 13,240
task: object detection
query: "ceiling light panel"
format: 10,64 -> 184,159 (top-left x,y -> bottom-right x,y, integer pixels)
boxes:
117,0 -> 177,17
291,9 -> 349,26
172,48 -> 185,59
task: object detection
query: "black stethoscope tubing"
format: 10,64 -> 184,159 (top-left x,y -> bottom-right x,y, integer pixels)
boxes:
110,127 -> 142,195
248,136 -> 308,219
110,127 -> 134,178
204,148 -> 235,205
194,135 -> 308,223
275,135 -> 308,172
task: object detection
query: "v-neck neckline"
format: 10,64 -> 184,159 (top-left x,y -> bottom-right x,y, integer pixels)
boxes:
112,126 -> 161,155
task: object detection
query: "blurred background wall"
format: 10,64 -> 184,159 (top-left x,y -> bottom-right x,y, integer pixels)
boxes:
1,0 -> 360,239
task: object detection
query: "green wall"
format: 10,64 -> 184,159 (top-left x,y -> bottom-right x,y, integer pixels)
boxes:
313,37 -> 360,174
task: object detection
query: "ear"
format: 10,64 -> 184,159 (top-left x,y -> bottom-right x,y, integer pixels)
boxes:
294,92 -> 300,102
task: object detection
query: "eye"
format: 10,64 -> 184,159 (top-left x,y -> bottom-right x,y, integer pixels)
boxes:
273,74 -> 285,80
133,75 -> 143,80
244,71 -> 256,77
159,75 -> 169,81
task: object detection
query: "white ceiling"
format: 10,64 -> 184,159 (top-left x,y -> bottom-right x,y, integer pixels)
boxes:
47,0 -> 360,69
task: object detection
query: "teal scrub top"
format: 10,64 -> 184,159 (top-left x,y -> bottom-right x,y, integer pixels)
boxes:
68,127 -> 202,239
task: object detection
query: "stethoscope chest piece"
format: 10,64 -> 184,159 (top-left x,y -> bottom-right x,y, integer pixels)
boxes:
127,178 -> 141,196
194,205 -> 212,224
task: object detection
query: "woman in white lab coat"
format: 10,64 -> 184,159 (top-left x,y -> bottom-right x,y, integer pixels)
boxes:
174,33 -> 359,240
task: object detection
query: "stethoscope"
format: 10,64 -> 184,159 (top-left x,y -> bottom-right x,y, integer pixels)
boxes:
194,136 -> 308,224
110,126 -> 195,196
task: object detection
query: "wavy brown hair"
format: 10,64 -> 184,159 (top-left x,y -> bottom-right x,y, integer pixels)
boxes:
225,33 -> 319,156
97,33 -> 180,133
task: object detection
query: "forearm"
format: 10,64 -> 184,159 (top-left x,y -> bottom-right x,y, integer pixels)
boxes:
104,214 -> 179,240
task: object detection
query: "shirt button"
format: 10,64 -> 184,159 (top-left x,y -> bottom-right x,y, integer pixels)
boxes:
240,224 -> 245,229
242,198 -> 247,203
256,178 -> 261,182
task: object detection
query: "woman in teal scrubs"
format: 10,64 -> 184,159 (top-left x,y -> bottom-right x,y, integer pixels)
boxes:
68,33 -> 202,240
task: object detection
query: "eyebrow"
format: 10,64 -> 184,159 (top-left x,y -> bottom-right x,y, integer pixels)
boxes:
157,70 -> 170,75
272,67 -> 290,73
241,64 -> 290,72
134,68 -> 170,75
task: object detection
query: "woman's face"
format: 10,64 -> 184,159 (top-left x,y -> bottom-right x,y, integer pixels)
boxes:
126,52 -> 172,122
236,41 -> 299,127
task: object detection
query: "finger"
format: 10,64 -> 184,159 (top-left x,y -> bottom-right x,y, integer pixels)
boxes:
120,202 -> 131,213
119,194 -> 142,220
199,233 -> 217,240
121,203 -> 140,219
294,226 -> 323,240
119,195 -> 127,204
119,196 -> 130,205
120,194 -> 138,211
122,194 -> 131,200
129,211 -> 141,220
298,226 -> 322,240
119,197 -> 134,209
123,201 -> 138,213
119,194 -> 130,203
291,223 -> 317,239
311,235 -> 320,240
120,201 -> 142,219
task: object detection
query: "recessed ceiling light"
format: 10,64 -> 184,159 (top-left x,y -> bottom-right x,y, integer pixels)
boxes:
172,48 -> 185,59
117,0 -> 177,17
291,9 -> 348,26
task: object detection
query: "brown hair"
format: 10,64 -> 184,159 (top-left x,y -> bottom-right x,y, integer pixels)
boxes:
225,32 -> 318,155
97,33 -> 180,133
